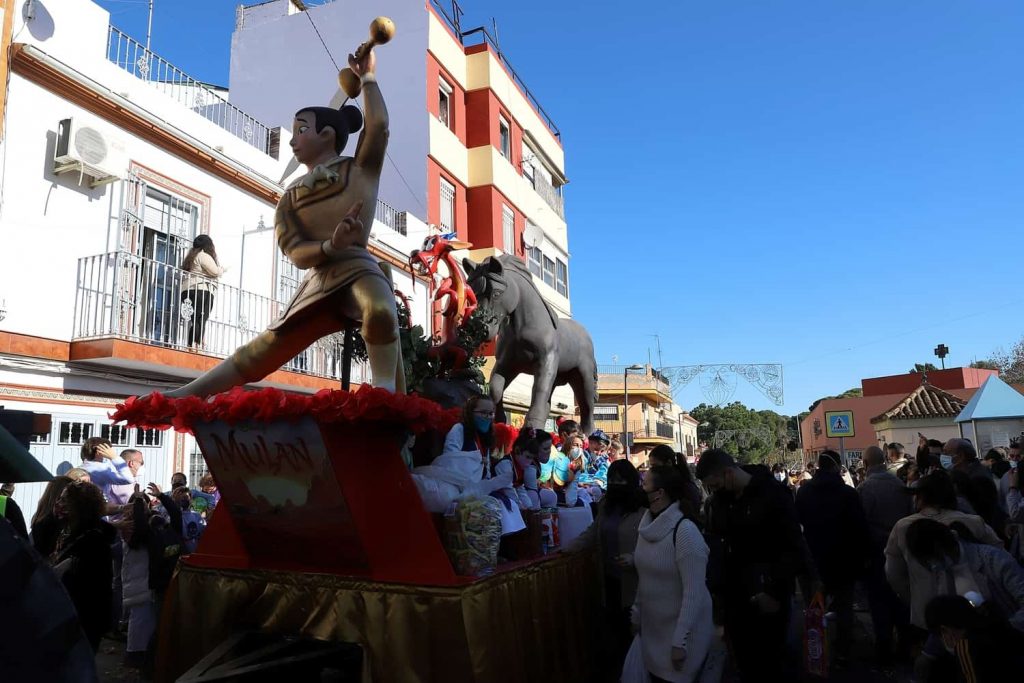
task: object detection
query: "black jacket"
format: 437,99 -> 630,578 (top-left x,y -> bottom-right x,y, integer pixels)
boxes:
53,520 -> 116,650
796,470 -> 871,586
705,465 -> 808,603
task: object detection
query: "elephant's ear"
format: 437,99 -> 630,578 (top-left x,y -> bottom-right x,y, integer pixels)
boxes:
487,257 -> 504,275
462,257 -> 479,275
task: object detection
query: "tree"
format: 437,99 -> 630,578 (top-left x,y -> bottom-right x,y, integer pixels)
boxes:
689,402 -> 789,465
970,360 -> 1000,371
987,335 -> 1024,384
807,388 -> 861,413
909,363 -> 938,374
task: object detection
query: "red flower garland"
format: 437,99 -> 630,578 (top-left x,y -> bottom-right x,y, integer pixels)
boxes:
110,386 -> 464,435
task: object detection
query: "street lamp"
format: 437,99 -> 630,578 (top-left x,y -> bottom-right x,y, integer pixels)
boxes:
622,364 -> 644,450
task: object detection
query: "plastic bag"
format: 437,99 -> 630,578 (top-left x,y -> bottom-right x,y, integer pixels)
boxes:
803,592 -> 829,678
621,634 -> 650,683
442,496 -> 502,577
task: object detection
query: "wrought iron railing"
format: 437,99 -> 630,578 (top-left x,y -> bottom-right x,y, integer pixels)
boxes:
106,27 -> 275,156
429,1 -> 561,140
73,251 -> 368,383
593,419 -> 674,441
375,198 -> 407,236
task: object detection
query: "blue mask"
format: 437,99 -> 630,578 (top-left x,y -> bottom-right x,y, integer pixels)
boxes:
940,454 -> 954,470
473,416 -> 493,433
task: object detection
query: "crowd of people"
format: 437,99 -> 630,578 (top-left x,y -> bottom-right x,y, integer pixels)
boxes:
1,436 -> 219,678
7,391 -> 1024,682
507,418 -> 1024,682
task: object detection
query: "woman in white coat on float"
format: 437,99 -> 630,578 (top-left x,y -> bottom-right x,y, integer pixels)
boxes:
631,465 -> 715,682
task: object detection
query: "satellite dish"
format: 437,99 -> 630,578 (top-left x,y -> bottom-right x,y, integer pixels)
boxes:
523,222 -> 543,248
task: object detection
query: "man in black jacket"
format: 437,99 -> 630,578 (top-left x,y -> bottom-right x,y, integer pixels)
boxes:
796,450 -> 871,662
697,449 -> 810,682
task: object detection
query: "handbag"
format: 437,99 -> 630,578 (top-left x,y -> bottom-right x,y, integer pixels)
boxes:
621,634 -> 650,683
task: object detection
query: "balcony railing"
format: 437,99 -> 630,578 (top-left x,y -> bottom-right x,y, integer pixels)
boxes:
106,27 -> 276,156
73,251 -> 368,383
593,419 -> 675,441
374,199 -> 407,236
596,366 -> 672,397
429,1 -> 561,140
530,174 -> 565,220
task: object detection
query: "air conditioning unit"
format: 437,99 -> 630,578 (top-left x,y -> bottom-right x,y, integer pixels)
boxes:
53,117 -> 128,188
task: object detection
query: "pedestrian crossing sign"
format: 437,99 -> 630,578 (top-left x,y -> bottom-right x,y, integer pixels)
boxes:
825,410 -> 855,438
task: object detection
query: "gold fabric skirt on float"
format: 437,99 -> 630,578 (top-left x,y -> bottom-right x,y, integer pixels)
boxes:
157,550 -> 600,683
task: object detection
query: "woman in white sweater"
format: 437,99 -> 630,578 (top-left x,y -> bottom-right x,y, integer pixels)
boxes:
180,235 -> 227,349
632,465 -> 714,683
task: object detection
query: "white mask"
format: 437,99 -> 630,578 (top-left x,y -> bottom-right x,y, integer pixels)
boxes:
774,472 -> 786,482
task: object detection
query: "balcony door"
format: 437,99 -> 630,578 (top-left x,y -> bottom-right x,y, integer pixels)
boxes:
136,186 -> 198,346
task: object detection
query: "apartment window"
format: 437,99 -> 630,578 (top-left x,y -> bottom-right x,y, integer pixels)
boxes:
556,258 -> 568,296
594,404 -> 619,421
527,246 -> 543,276
440,178 -> 456,232
58,421 -> 94,445
499,114 -> 511,160
135,427 -> 163,448
100,424 -> 131,447
522,141 -> 535,183
543,256 -> 556,287
29,429 -> 51,445
502,204 -> 515,253
438,78 -> 453,129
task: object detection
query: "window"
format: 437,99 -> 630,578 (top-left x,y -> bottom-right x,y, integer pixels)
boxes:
440,178 -> 456,232
543,256 -> 556,287
499,114 -> 511,160
58,421 -> 94,445
29,430 -> 50,445
438,78 -> 452,128
502,205 -> 515,254
101,424 -> 131,446
594,405 -> 619,421
555,258 -> 568,296
527,246 -> 543,276
522,141 -> 535,184
135,428 -> 163,448
189,443 -> 209,487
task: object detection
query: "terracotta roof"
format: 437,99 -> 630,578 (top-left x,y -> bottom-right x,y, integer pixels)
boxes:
870,384 -> 968,423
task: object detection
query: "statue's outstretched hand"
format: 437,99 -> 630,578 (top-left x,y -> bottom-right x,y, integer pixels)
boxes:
331,201 -> 364,251
348,49 -> 376,79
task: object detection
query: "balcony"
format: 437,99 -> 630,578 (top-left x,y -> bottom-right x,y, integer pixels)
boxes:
592,419 -> 675,444
529,173 -> 565,221
71,251 -> 368,386
106,27 -> 277,156
596,365 -> 673,399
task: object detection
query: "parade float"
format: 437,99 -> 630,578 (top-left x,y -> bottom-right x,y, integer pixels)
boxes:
108,16 -> 602,682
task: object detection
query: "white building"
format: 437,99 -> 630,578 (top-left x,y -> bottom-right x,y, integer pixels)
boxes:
0,0 -> 431,517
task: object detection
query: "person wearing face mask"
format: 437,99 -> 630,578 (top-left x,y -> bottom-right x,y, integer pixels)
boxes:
567,459 -> 648,680
170,486 -> 206,554
885,471 -> 1003,631
998,439 -> 1022,516
412,395 -> 515,515
551,435 -> 584,507
695,449 -> 808,683
630,465 -> 714,683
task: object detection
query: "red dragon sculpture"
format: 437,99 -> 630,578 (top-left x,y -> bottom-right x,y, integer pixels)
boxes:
409,233 -> 478,372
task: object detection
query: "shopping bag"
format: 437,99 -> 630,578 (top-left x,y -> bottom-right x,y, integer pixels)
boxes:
803,591 -> 829,678
621,634 -> 650,683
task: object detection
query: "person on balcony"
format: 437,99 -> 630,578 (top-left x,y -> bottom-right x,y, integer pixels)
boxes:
180,234 -> 227,350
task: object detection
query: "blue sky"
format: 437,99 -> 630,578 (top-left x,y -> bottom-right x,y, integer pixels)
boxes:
97,1 -> 1024,415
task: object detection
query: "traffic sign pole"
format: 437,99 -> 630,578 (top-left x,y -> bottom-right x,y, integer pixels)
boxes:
840,436 -> 846,468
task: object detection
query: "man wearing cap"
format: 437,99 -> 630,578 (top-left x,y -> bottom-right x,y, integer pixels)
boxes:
696,449 -> 809,682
